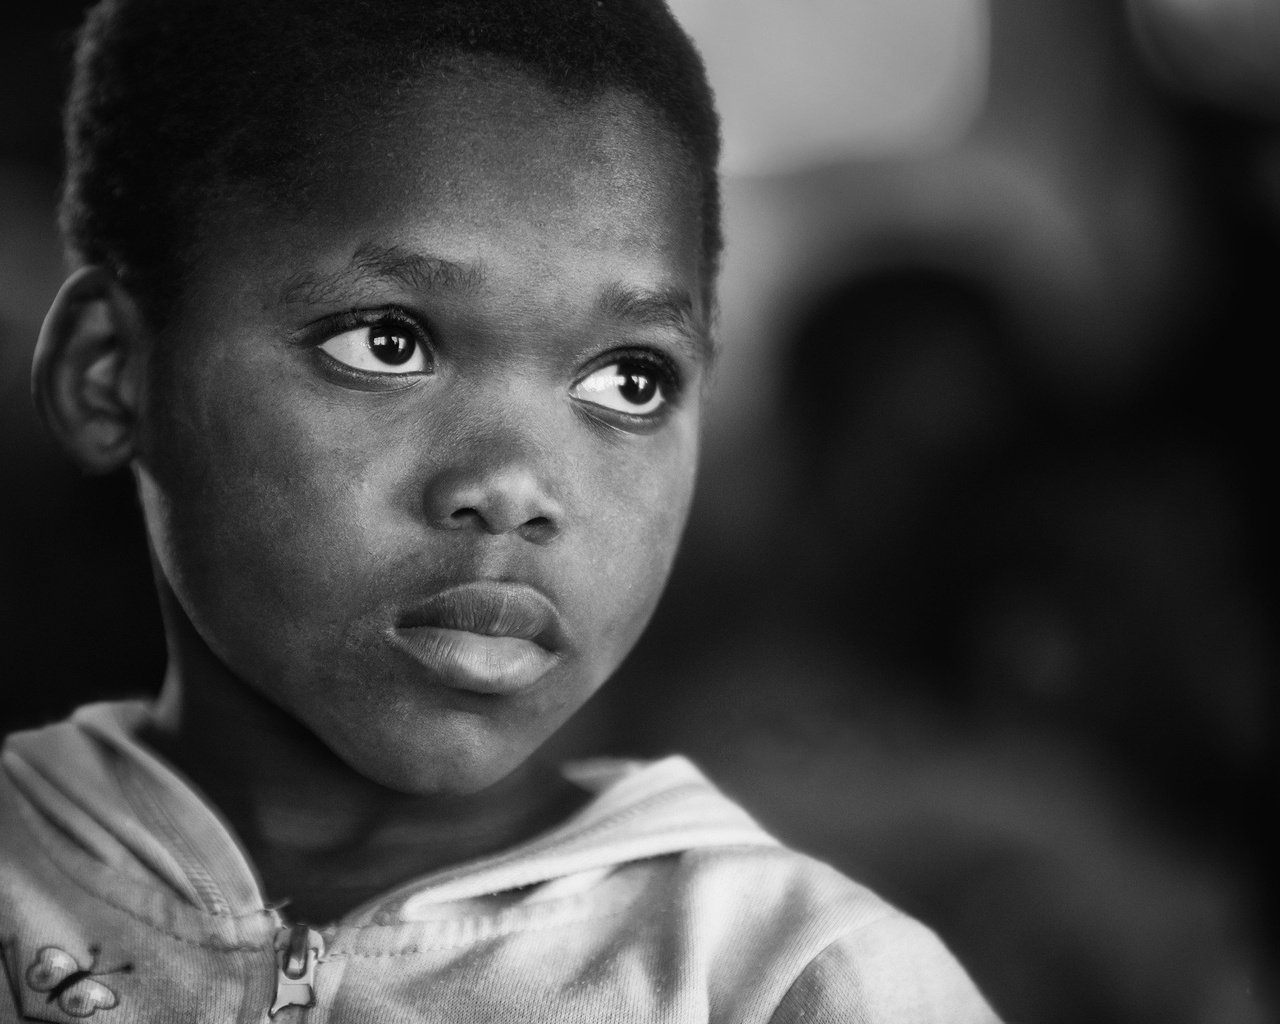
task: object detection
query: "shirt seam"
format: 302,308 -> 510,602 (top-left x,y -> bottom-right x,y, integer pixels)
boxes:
110,755 -> 233,916
765,909 -> 909,1024
1,779 -> 269,953
324,903 -> 636,956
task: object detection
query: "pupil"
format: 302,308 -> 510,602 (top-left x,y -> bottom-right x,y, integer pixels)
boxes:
619,367 -> 657,405
368,327 -> 414,365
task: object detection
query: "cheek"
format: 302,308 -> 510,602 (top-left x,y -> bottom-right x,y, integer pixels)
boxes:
142,351 -> 386,629
573,424 -> 698,657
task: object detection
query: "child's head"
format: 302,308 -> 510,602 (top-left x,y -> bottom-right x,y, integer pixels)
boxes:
36,0 -> 719,796
59,0 -> 722,326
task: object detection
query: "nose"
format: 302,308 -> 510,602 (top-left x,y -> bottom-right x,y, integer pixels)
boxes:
423,446 -> 564,545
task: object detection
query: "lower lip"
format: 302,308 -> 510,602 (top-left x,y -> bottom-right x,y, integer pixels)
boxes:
388,626 -> 558,695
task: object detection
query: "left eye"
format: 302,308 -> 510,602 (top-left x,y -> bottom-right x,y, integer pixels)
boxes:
318,323 -> 430,374
571,359 -> 670,416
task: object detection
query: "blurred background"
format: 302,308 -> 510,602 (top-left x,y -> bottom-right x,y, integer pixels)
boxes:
1,1 -> 1275,1021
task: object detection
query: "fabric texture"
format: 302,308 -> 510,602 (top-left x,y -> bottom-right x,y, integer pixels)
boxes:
0,702 -> 1000,1023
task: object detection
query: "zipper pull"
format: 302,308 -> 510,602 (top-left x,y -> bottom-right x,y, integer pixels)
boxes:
270,924 -> 324,1017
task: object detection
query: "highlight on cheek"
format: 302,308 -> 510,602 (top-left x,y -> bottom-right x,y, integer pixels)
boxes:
318,323 -> 431,375
570,358 -> 673,417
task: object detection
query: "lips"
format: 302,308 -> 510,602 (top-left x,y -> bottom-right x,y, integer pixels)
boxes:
386,581 -> 564,695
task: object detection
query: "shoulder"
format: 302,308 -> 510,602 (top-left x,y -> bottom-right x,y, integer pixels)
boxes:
570,755 -> 1000,1021
666,845 -> 1000,1024
769,909 -> 1002,1024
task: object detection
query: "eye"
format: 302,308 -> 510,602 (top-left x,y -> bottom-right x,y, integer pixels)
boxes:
318,322 -> 430,374
571,356 -> 672,417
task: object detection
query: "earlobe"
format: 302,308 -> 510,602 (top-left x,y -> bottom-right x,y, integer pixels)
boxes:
33,266 -> 149,474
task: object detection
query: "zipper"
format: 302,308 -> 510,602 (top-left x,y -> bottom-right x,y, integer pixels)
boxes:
269,923 -> 325,1017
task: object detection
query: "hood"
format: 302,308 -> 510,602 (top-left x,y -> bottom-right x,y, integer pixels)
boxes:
2,702 -> 777,922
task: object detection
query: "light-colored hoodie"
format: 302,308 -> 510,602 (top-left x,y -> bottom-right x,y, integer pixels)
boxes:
0,703 -> 999,1023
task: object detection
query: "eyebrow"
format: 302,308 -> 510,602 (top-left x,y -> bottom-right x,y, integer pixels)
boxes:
280,242 -> 485,305
281,243 -> 714,363
596,282 -> 714,364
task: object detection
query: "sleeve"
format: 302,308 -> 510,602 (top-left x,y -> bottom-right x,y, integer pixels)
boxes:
768,914 -> 1002,1024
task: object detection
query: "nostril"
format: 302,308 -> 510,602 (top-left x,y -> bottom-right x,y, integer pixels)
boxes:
449,507 -> 484,528
518,516 -> 559,544
437,510 -> 558,542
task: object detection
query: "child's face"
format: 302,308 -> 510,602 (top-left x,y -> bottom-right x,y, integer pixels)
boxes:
134,68 -> 708,794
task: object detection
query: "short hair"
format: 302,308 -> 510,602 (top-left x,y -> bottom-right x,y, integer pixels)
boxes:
61,0 -> 722,323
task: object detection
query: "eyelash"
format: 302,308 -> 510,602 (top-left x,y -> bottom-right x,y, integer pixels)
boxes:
318,306 -> 427,339
308,307 -> 433,382
578,349 -> 684,413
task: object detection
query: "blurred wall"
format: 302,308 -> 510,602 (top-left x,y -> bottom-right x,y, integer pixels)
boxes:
2,3 -> 1276,1023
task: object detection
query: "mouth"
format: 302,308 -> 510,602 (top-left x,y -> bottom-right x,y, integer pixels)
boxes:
386,581 -> 564,695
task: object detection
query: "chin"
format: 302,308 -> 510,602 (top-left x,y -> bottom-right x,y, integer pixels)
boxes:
322,705 -> 544,798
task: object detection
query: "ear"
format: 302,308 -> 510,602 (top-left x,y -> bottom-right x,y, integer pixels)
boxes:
33,266 -> 150,474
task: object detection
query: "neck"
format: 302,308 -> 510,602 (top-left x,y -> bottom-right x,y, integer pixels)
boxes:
138,583 -> 585,924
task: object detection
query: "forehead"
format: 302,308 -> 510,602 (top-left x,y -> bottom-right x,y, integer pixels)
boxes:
184,65 -> 707,327
365,63 -> 699,214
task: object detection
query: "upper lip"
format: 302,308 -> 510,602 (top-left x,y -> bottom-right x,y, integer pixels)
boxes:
395,581 -> 564,650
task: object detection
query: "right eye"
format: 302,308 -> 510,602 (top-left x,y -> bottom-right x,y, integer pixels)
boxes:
318,322 -> 431,374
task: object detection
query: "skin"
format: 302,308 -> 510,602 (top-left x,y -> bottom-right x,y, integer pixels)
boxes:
38,66 -> 710,923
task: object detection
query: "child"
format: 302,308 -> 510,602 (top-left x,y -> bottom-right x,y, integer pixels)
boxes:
0,0 -> 1001,1020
